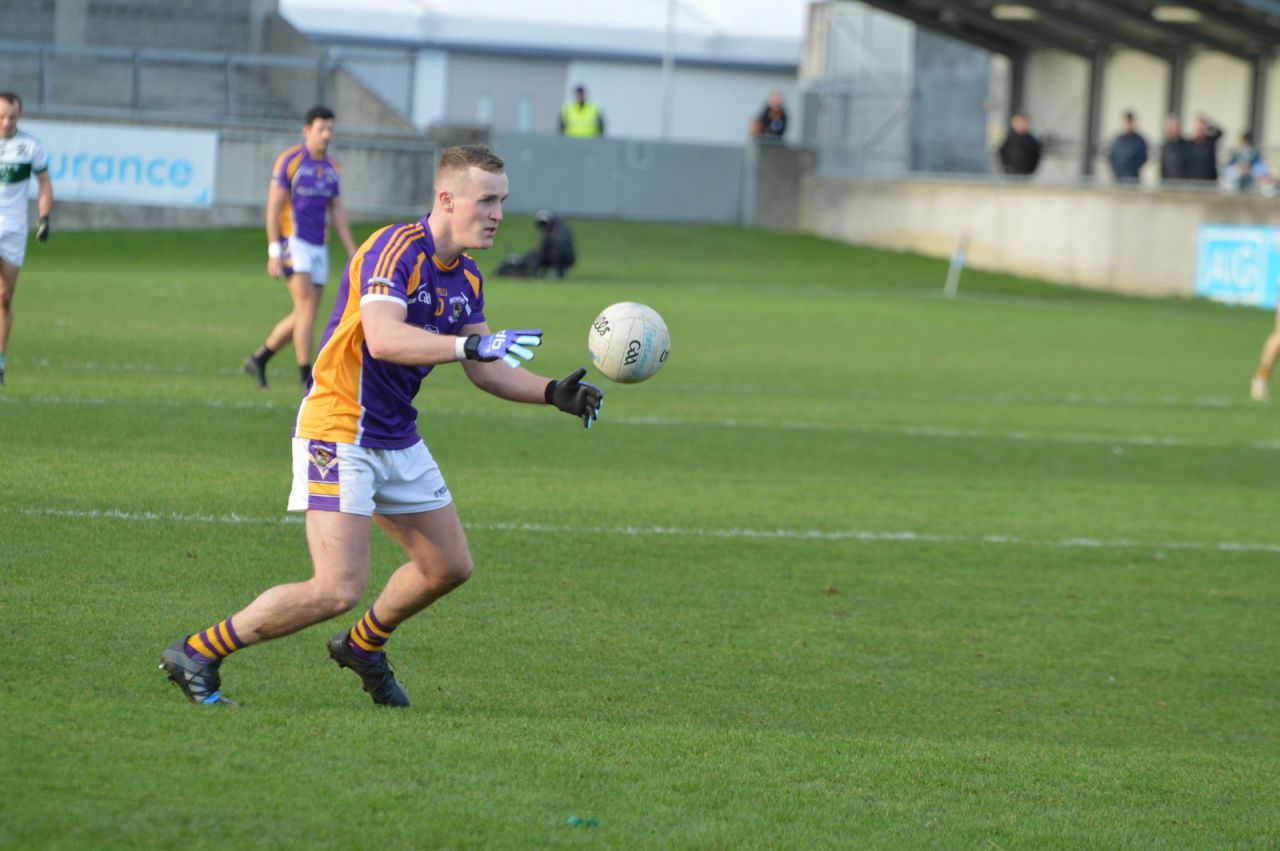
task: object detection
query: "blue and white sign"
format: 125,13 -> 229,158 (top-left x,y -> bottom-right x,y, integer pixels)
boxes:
23,120 -> 217,208
1195,224 -> 1280,309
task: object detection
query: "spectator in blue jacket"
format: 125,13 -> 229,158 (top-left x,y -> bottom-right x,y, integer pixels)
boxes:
1108,110 -> 1148,184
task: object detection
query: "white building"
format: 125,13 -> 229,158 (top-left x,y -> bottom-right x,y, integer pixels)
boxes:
280,0 -> 803,146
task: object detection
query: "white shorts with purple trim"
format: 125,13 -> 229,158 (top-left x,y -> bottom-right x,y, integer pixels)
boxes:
282,236 -> 330,285
287,438 -> 452,516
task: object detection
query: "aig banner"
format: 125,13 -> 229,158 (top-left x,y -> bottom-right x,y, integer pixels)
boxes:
1196,224 -> 1280,309
23,120 -> 218,208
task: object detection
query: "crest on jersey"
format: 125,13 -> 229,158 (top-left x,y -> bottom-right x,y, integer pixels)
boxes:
449,296 -> 470,322
309,446 -> 338,479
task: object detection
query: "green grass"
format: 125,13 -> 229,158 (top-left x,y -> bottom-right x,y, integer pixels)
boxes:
2,217 -> 1279,848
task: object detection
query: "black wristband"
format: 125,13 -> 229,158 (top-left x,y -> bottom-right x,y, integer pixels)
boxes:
544,379 -> 557,404
462,334 -> 481,360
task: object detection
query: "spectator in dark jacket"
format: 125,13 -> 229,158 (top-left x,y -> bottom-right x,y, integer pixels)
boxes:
1160,113 -> 1194,182
749,91 -> 788,142
1108,110 -> 1148,183
1185,115 -> 1223,182
998,113 -> 1041,176
495,209 -> 577,280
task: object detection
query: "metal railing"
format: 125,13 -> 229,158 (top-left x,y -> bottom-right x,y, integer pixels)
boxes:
0,39 -> 334,128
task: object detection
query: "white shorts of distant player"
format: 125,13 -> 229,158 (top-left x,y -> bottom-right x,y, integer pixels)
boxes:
284,236 -> 329,285
288,438 -> 452,516
0,215 -> 29,267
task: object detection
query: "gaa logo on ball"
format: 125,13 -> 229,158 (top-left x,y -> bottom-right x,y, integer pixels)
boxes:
587,302 -> 670,383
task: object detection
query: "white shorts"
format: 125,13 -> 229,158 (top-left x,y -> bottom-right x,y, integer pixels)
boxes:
0,219 -> 27,267
284,236 -> 329,285
288,438 -> 452,516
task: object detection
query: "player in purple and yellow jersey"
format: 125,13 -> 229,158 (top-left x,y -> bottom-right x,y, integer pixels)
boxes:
162,145 -> 603,707
243,105 -> 357,391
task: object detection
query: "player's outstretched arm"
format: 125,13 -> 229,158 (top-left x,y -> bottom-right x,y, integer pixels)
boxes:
458,321 -> 552,402
363,306 -> 543,370
457,322 -> 604,428
363,300 -> 469,365
546,367 -> 603,429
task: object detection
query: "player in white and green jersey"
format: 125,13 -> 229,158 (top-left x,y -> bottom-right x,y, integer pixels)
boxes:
0,92 -> 54,386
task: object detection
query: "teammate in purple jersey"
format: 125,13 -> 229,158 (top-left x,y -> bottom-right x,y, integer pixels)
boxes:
243,105 -> 357,391
162,145 -> 603,707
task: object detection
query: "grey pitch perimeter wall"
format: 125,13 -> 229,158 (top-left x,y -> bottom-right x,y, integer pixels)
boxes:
51,125 -> 437,232
801,176 -> 1279,297
490,132 -> 744,223
52,126 -> 755,231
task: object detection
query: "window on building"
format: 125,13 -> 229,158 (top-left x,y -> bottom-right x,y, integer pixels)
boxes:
516,95 -> 534,133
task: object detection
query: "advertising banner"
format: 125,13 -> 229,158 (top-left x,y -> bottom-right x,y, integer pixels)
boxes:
22,120 -> 218,208
1195,224 -> 1280,309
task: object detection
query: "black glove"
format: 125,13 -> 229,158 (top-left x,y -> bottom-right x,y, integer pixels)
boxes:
545,367 -> 603,429
36,216 -> 50,242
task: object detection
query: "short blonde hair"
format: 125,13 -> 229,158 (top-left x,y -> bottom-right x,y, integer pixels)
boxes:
436,145 -> 505,181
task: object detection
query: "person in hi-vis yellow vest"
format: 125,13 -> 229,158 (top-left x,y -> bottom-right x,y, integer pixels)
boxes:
559,85 -> 605,138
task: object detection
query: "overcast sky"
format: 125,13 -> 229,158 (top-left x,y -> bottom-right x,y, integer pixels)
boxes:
280,0 -> 812,40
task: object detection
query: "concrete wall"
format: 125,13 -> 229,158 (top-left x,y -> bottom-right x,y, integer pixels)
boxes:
800,176 -> 1278,296
742,142 -> 816,231
44,126 -> 762,231
490,131 -> 744,222
261,15 -> 416,133
49,124 -> 437,233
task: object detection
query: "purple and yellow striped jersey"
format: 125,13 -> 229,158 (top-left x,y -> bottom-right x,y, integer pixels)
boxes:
271,144 -> 341,245
294,216 -> 487,449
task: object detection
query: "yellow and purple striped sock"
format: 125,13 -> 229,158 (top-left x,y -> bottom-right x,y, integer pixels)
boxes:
184,617 -> 246,665
347,608 -> 395,661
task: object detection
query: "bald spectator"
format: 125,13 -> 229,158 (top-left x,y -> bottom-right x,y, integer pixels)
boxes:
750,91 -> 788,142
998,113 -> 1041,176
1185,114 -> 1223,182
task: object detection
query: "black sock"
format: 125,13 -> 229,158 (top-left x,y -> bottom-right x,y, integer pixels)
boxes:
253,345 -> 274,366
300,364 -> 312,385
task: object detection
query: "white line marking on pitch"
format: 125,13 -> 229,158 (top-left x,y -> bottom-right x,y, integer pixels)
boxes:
2,394 -> 1274,451
3,359 -> 1262,410
9,506 -> 1280,555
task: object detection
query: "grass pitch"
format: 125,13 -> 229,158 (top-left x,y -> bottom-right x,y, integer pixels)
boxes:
2,217 -> 1278,848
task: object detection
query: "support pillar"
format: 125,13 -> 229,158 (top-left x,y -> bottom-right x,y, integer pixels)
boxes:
1166,50 -> 1188,119
1082,51 -> 1108,178
1249,53 -> 1271,144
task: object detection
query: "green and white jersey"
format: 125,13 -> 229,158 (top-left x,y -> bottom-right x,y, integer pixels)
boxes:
0,130 -> 49,224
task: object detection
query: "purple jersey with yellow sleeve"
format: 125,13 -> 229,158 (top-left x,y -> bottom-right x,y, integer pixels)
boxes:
294,216 -> 486,449
272,144 -> 341,245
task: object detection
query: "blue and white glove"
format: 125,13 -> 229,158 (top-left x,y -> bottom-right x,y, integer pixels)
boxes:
459,329 -> 542,368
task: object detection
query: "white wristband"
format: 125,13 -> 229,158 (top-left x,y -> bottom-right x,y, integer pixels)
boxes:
267,242 -> 282,259
455,336 -> 469,361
